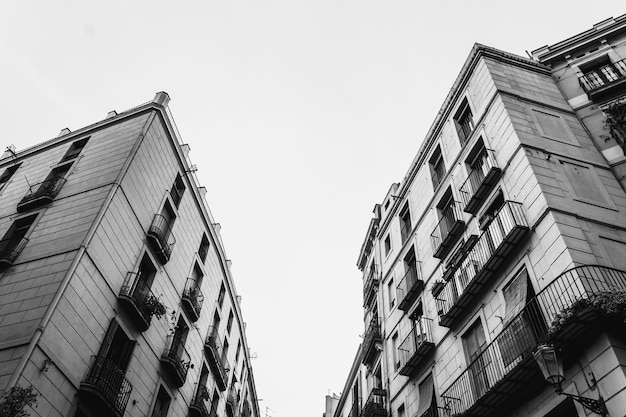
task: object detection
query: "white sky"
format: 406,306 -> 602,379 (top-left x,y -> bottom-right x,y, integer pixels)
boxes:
2,2 -> 625,416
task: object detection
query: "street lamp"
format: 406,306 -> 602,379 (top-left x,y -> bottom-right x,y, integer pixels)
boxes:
533,344 -> 609,416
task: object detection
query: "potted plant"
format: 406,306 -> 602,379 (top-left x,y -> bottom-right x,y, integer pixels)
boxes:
145,294 -> 167,319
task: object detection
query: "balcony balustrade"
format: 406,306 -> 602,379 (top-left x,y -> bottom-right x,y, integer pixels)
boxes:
182,278 -> 204,322
459,150 -> 501,215
190,384 -> 211,417
17,176 -> 66,213
363,266 -> 379,307
435,201 -> 528,327
160,334 -> 191,387
579,58 -> 626,100
397,265 -> 423,311
79,355 -> 133,417
118,272 -> 159,332
361,388 -> 387,417
0,236 -> 28,270
226,386 -> 237,415
361,317 -> 382,366
204,326 -> 230,391
431,202 -> 465,259
440,265 -> 626,417
147,214 -> 176,264
398,317 -> 435,376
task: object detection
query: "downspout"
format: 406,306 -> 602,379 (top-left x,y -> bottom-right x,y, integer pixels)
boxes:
6,110 -> 158,389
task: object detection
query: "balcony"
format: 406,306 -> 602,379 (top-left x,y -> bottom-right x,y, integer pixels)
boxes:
118,273 -> 159,332
363,267 -> 379,307
147,214 -> 176,264
459,150 -> 501,215
398,317 -> 435,376
440,265 -> 626,417
190,384 -> 211,417
79,355 -> 133,417
361,388 -> 387,417
182,278 -> 204,322
160,334 -> 191,388
435,201 -> 528,328
397,265 -> 423,311
204,326 -> 230,391
226,386 -> 237,415
579,58 -> 626,101
361,317 -> 382,366
431,202 -> 465,259
17,176 -> 66,213
0,236 -> 28,271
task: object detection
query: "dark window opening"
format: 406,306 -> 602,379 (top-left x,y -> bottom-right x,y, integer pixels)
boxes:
429,146 -> 446,189
0,164 -> 20,193
198,234 -> 210,263
399,204 -> 412,243
170,173 -> 186,208
454,98 -> 475,144
61,137 -> 89,163
151,386 -> 171,417
218,283 -> 226,308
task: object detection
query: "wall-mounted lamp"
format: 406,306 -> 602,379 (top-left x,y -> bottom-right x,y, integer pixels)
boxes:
533,344 -> 609,416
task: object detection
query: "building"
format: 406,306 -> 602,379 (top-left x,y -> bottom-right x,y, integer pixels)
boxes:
0,92 -> 261,417
335,15 -> 626,417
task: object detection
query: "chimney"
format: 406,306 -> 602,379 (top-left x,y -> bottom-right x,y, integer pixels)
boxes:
106,110 -> 117,119
58,128 -> 71,137
153,91 -> 170,107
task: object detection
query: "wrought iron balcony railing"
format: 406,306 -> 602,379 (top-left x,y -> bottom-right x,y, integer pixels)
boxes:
0,235 -> 29,270
431,202 -> 465,259
160,334 -> 191,388
190,384 -> 211,417
398,317 -> 435,376
118,272 -> 159,332
440,265 -> 626,417
436,201 -> 528,327
79,355 -> 133,417
361,316 -> 382,366
363,266 -> 379,307
361,388 -> 387,417
147,214 -> 176,264
459,150 -> 501,215
397,265 -> 423,311
579,58 -> 626,99
204,326 -> 230,391
182,278 -> 204,322
17,176 -> 67,212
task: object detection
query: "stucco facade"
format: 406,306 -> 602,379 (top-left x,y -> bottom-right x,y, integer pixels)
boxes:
0,93 -> 260,417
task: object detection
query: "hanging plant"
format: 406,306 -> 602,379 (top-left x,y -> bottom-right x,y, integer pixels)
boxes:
601,101 -> 626,155
430,280 -> 446,297
144,294 -> 167,319
0,385 -> 38,417
548,290 -> 626,337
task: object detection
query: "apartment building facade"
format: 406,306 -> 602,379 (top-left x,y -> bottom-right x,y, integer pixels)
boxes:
0,92 -> 260,417
335,15 -> 626,417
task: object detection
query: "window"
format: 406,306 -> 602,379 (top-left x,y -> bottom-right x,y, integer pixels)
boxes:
391,332 -> 399,371
170,173 -> 186,208
95,319 -> 135,381
151,386 -> 171,417
454,98 -> 475,144
429,146 -> 445,189
227,310 -> 234,334
0,164 -> 20,194
384,234 -> 392,257
213,309 -> 221,331
210,388 -> 220,416
0,214 -> 36,270
387,278 -> 396,309
579,55 -> 625,91
397,404 -> 405,417
416,375 -> 435,417
463,320 -> 490,397
60,137 -> 89,162
399,204 -> 411,244
218,282 -> 226,308
222,337 -> 230,364
198,233 -> 210,263
235,340 -> 242,363
19,163 -> 71,212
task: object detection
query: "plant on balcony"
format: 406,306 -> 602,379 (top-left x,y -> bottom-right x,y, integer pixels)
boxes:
602,101 -> 626,155
145,294 -> 167,319
0,385 -> 38,417
548,290 -> 626,337
431,280 -> 445,297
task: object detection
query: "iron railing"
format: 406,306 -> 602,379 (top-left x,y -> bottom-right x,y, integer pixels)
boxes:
435,201 -> 527,320
82,355 -> 133,416
363,266 -> 379,306
459,149 -> 498,210
361,316 -> 382,365
205,326 -> 230,384
441,265 -> 626,416
183,278 -> 204,320
431,202 -> 464,257
398,317 -> 434,373
191,383 -> 211,417
579,58 -> 626,93
397,265 -> 422,310
361,388 -> 387,417
162,334 -> 191,381
0,235 -> 29,264
148,214 -> 176,260
119,272 -> 158,324
19,176 -> 66,206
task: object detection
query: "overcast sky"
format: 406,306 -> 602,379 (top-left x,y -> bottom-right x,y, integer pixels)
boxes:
2,2 -> 625,417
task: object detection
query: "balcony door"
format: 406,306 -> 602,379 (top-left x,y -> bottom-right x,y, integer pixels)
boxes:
463,320 -> 491,400
481,192 -> 505,249
99,321 -> 134,374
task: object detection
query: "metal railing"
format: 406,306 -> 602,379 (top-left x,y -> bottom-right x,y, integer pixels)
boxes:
206,326 -> 231,377
82,355 -> 132,416
431,202 -> 464,254
396,266 -> 422,309
191,384 -> 211,416
20,176 -> 66,205
162,334 -> 191,380
441,265 -> 626,416
148,214 -> 176,258
363,266 -> 379,304
183,278 -> 204,317
361,388 -> 386,417
435,201 -> 527,319
361,316 -> 381,364
0,235 -> 29,264
119,272 -> 158,322
459,149 -> 498,208
398,317 -> 434,371
579,58 -> 626,92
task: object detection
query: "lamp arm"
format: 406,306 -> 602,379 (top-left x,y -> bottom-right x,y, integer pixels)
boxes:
560,392 -> 608,416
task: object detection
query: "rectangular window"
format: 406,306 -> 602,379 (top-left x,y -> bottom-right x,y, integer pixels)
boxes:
384,234 -> 392,257
218,283 -> 226,308
170,173 -> 186,208
198,234 -> 210,263
151,386 -> 171,417
391,332 -> 399,371
454,98 -> 474,144
227,310 -> 234,334
463,320 -> 491,398
60,137 -> 89,163
387,278 -> 396,309
399,204 -> 411,244
0,164 -> 20,194
235,340 -> 242,363
0,214 -> 36,269
429,146 -> 445,189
